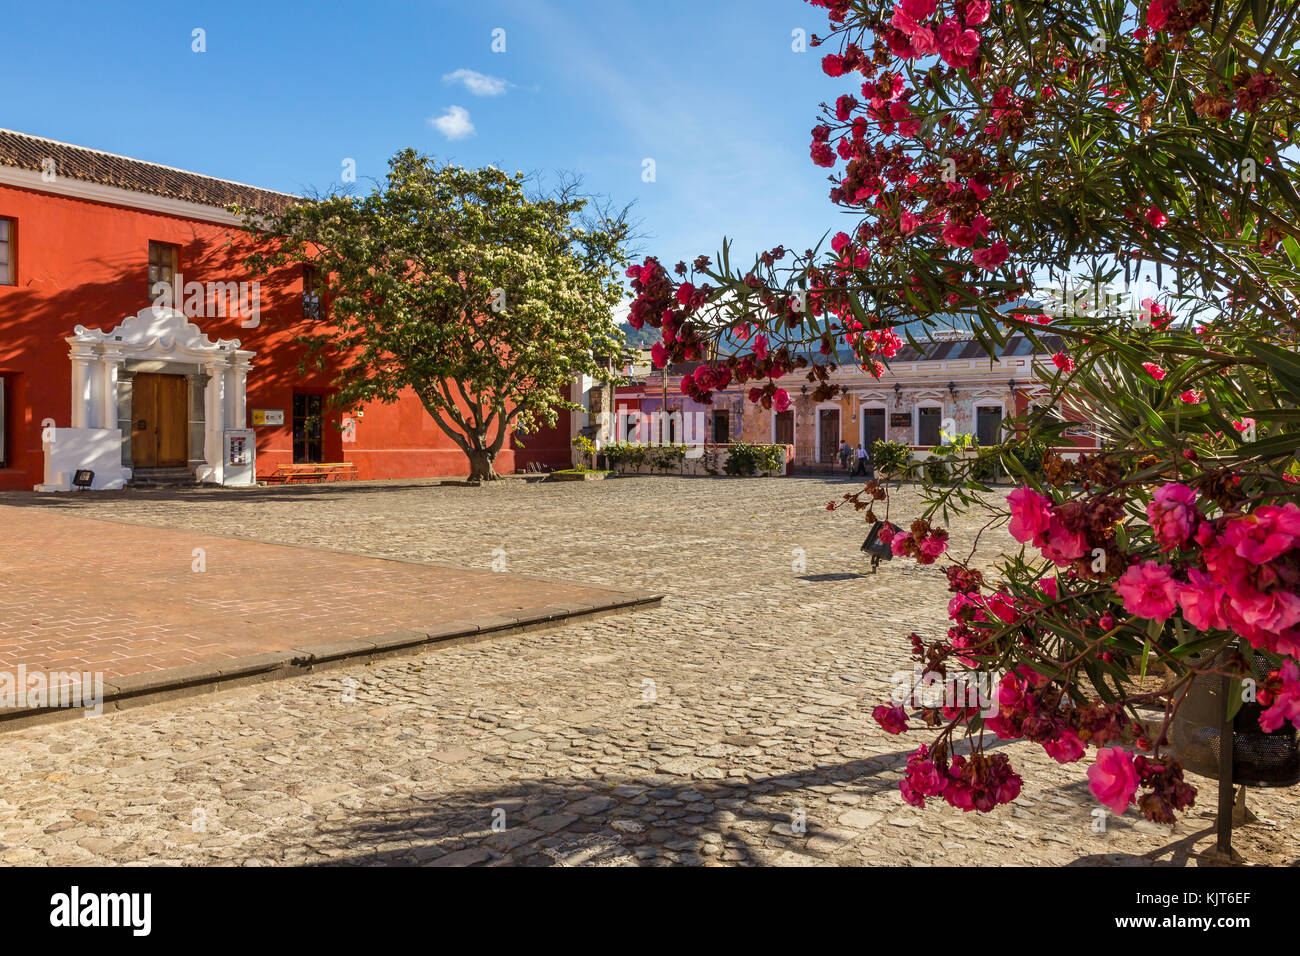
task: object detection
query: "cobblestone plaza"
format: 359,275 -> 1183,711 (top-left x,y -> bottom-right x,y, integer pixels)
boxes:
0,477 -> 1293,866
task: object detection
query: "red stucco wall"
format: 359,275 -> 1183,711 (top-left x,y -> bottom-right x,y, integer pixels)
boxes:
0,182 -> 572,489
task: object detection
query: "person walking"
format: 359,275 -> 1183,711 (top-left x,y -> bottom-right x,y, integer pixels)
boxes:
851,443 -> 868,477
838,439 -> 852,471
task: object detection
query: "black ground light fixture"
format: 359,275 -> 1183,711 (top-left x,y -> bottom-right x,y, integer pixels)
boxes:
861,520 -> 900,573
72,469 -> 94,490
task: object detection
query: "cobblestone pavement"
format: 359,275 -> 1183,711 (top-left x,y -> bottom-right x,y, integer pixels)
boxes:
0,477 -> 1294,866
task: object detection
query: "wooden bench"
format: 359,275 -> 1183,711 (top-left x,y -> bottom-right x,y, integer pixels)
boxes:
263,462 -> 359,485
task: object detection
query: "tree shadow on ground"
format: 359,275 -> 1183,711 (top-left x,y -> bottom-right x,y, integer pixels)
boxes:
305,755 -> 910,867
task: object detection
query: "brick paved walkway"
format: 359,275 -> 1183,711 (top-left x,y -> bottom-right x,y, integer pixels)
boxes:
0,479 -> 1292,866
0,503 -> 639,681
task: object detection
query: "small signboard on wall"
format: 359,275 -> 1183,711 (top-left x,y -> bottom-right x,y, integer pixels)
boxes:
890,412 -> 912,427
223,428 -> 256,487
251,409 -> 284,426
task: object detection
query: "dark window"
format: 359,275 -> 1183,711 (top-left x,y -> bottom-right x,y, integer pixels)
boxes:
712,410 -> 729,443
0,219 -> 12,285
293,393 -> 324,463
976,406 -> 1004,446
303,264 -> 321,320
774,410 -> 794,445
862,408 -> 886,449
918,407 -> 942,446
148,241 -> 178,300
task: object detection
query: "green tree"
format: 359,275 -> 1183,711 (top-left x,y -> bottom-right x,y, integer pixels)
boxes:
243,150 -> 629,480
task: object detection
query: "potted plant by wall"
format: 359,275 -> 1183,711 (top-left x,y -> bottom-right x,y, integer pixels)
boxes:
871,440 -> 912,483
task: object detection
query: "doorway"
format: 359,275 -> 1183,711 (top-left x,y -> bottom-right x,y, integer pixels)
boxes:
817,408 -> 840,463
131,373 -> 188,468
862,408 -> 886,452
293,393 -> 324,463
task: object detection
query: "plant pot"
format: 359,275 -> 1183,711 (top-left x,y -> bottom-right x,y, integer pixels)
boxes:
1170,651 -> 1300,788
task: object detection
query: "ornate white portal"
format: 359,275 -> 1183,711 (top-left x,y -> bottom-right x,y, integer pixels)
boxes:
37,306 -> 255,491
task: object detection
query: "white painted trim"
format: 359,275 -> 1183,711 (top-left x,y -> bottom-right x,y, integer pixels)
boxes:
55,307 -> 256,488
0,165 -> 278,227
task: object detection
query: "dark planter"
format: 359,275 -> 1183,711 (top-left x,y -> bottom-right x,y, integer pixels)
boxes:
1170,651 -> 1300,788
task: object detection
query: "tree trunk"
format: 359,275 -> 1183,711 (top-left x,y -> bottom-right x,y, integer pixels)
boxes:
467,447 -> 498,481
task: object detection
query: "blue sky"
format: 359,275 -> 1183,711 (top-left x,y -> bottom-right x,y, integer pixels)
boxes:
4,0 -> 851,283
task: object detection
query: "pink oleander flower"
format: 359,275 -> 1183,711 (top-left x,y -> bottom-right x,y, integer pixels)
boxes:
1258,659 -> 1300,733
972,239 -> 1009,271
1233,417 -> 1255,434
1007,486 -> 1053,546
1146,482 -> 1198,552
890,532 -> 913,556
900,210 -> 922,233
1176,569 -> 1231,631
650,342 -> 668,369
1114,561 -> 1179,621
964,0 -> 991,24
1142,362 -> 1167,380
900,0 -> 937,20
1040,517 -> 1089,567
1145,206 -> 1169,229
1088,747 -> 1139,814
1221,503 -> 1300,565
772,388 -> 791,414
1179,390 -> 1203,403
752,333 -> 769,362
873,703 -> 910,734
1051,352 -> 1074,373
919,534 -> 949,560
831,231 -> 851,253
1044,729 -> 1085,764
1147,0 -> 1176,31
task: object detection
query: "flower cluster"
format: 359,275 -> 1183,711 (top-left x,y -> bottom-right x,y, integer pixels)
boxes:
900,745 -> 1022,812
887,518 -> 950,563
1088,747 -> 1197,823
1117,488 -> 1300,665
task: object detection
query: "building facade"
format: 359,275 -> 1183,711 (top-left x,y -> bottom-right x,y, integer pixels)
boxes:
0,129 -> 572,491
618,332 -> 1100,468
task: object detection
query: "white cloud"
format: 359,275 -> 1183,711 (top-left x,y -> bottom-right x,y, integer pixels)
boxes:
442,69 -> 508,97
429,105 -> 475,141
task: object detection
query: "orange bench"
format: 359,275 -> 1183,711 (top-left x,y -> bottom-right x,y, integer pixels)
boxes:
263,462 -> 359,485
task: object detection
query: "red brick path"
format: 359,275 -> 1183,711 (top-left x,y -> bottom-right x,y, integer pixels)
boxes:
0,504 -> 634,680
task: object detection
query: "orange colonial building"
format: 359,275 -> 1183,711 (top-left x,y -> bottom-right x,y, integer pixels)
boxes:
0,129 -> 572,491
620,330 -> 1101,469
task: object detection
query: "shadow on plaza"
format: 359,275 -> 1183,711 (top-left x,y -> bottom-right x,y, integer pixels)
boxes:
307,756 -> 908,867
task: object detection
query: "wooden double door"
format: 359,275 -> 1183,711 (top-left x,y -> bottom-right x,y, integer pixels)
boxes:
131,373 -> 189,468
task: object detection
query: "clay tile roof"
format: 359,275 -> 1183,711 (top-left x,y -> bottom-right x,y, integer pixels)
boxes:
0,128 -> 298,216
